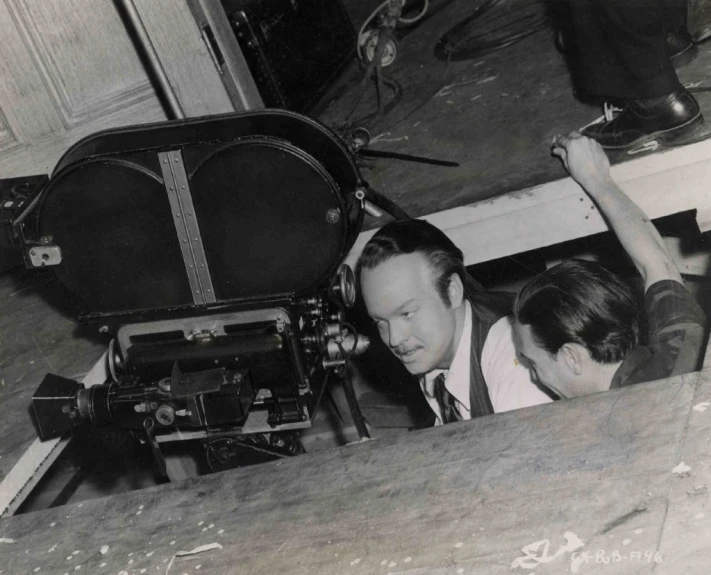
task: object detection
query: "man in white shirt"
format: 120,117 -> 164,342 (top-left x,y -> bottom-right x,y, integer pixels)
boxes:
358,219 -> 552,425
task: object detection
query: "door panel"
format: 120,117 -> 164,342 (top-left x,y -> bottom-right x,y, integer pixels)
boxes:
0,0 -> 249,179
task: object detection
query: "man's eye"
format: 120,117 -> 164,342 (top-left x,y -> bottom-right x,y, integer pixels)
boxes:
402,310 -> 416,319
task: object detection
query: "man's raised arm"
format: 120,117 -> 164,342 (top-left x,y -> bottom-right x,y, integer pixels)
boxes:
551,132 -> 682,291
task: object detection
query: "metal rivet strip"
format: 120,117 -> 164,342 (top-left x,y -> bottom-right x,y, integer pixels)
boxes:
159,150 -> 216,305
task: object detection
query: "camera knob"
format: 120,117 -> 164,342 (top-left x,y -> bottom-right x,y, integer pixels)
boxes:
155,404 -> 176,426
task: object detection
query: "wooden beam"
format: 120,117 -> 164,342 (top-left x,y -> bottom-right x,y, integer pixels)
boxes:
2,357 -> 710,573
185,0 -> 264,111
345,139 -> 711,268
0,353 -> 107,517
130,0 -> 241,117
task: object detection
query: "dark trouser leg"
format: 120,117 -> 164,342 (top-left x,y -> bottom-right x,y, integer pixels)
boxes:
663,0 -> 689,33
570,0 -> 680,100
664,0 -> 697,69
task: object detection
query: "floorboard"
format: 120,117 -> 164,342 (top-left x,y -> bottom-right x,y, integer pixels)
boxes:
0,269 -> 108,487
318,0 -> 711,222
1,358 -> 709,574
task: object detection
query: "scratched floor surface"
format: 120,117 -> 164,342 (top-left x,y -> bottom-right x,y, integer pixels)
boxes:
0,269 -> 109,486
2,345 -> 710,574
317,0 -> 711,222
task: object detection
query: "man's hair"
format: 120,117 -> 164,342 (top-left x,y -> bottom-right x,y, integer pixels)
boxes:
357,219 -> 468,305
357,220 -> 511,318
514,260 -> 640,364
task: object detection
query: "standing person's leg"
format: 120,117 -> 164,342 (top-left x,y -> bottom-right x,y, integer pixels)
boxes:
664,0 -> 697,66
664,0 -> 689,31
572,0 -> 676,100
570,0 -> 703,149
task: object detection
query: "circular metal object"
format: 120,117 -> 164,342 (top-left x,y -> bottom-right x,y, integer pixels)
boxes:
158,377 -> 171,393
107,338 -> 123,383
362,30 -> 397,67
155,404 -> 176,426
326,208 -> 341,224
76,384 -> 112,424
351,129 -> 371,151
323,323 -> 342,338
335,264 -> 356,308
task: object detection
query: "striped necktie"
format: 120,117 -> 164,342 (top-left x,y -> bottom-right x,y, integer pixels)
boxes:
433,373 -> 462,424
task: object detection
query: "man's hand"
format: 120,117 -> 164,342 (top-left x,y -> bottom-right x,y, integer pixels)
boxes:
550,131 -> 681,289
551,132 -> 613,191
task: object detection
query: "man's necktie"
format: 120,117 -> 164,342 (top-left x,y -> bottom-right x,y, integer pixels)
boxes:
433,373 -> 462,424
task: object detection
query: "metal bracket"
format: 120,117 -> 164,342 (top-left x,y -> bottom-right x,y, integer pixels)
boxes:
187,328 -> 218,342
27,246 -> 62,267
159,150 -> 216,305
186,0 -> 264,110
116,309 -> 291,358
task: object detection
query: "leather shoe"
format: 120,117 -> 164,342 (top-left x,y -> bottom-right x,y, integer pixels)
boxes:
581,88 -> 704,150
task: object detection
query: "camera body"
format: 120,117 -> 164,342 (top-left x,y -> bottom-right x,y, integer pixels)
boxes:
16,110 -> 369,447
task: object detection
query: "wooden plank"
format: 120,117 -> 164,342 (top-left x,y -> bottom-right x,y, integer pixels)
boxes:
663,237 -> 711,277
345,138 -> 711,269
656,368 -> 711,573
1,355 -> 708,573
131,0 -> 240,117
0,352 -> 107,516
0,270 -> 108,502
186,0 -> 264,111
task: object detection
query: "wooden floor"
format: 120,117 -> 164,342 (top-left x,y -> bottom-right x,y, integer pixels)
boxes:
2,343 -> 710,574
318,0 -> 711,222
0,269 -> 108,487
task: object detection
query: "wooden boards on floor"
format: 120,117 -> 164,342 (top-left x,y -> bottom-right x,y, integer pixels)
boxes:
2,345 -> 710,574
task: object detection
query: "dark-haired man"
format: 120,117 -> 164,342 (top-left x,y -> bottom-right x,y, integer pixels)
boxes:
358,219 -> 553,426
513,132 -> 707,399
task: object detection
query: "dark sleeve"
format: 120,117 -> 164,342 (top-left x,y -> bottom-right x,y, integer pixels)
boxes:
644,280 -> 708,378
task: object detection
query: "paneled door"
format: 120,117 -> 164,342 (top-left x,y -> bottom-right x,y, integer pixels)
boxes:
0,0 -> 245,179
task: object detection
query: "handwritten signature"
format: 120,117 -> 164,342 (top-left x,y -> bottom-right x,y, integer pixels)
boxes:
511,532 -> 662,572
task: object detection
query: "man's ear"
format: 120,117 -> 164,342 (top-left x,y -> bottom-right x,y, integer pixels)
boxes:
447,273 -> 464,308
559,343 -> 584,375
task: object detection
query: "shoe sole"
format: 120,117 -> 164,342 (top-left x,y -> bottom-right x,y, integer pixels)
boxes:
598,114 -> 706,151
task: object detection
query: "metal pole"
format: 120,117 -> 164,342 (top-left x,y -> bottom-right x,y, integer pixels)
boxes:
118,0 -> 185,119
341,370 -> 371,440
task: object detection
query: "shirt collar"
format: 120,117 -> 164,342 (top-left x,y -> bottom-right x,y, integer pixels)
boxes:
610,346 -> 653,388
423,301 -> 472,398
